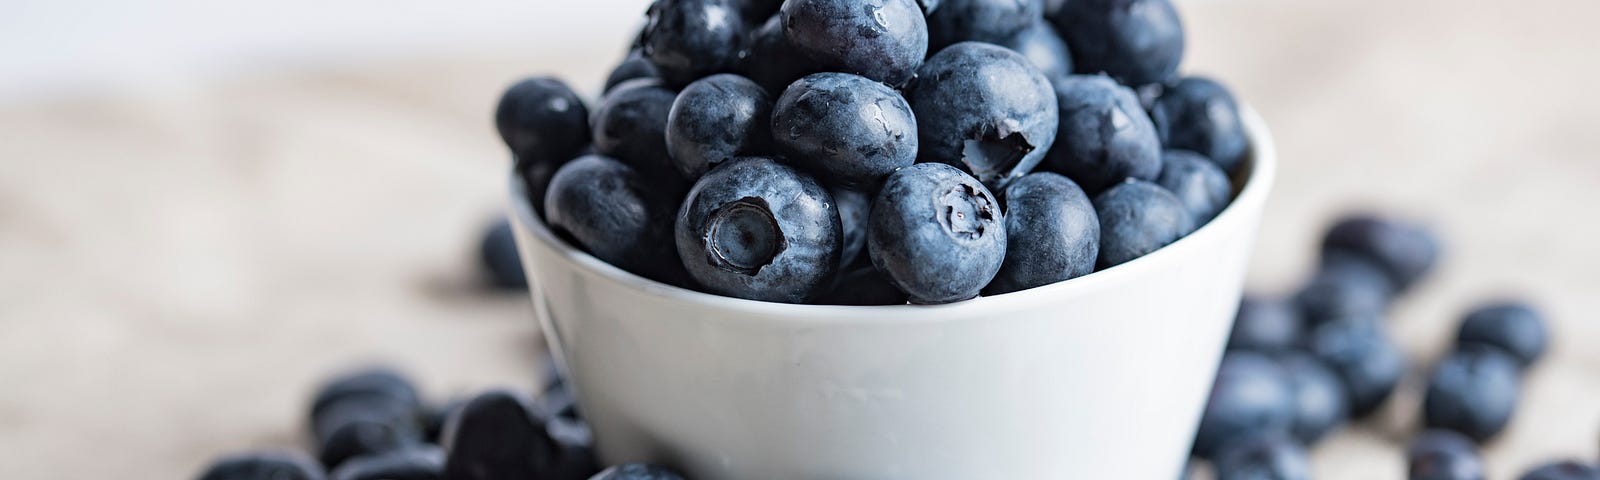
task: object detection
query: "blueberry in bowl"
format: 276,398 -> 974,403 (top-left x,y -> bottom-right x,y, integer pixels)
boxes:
867,163 -> 1006,304
905,41 -> 1059,190
780,0 -> 928,87
772,72 -> 918,189
1042,74 -> 1163,195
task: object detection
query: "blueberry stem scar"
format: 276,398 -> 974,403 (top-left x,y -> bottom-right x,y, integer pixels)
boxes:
705,197 -> 786,275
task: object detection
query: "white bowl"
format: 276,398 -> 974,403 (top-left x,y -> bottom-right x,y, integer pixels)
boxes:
509,108 -> 1276,480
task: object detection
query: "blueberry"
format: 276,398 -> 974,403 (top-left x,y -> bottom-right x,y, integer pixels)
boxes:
1277,352 -> 1349,444
1192,352 -> 1296,459
314,398 -> 424,469
831,186 -> 871,269
781,0 -> 928,86
544,155 -> 685,284
330,447 -> 443,480
734,0 -> 783,23
666,74 -> 774,179
1306,318 -> 1408,417
675,157 -> 841,303
640,0 -> 747,87
1092,179 -> 1193,269
1423,345 -> 1522,442
1520,462 -> 1600,480
479,218 -> 527,289
1042,74 -> 1162,194
906,42 -> 1058,189
590,79 -> 683,181
1321,214 -> 1441,292
604,51 -> 661,94
995,18 -> 1075,84
1295,250 -> 1395,327
310,368 -> 423,420
1150,76 -> 1249,174
1155,149 -> 1232,224
740,15 -> 823,95
442,390 -> 567,480
985,172 -> 1099,294
1212,432 -> 1311,480
868,163 -> 1006,304
1055,0 -> 1184,86
926,0 -> 1041,49
1408,430 -> 1485,480
773,73 -> 918,188
495,77 -> 589,166
198,451 -> 326,480
816,265 -> 908,306
1456,301 -> 1548,369
589,463 -> 688,480
1226,296 -> 1303,353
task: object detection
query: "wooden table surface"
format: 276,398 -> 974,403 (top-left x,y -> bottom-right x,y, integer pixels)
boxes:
2,0 -> 1597,478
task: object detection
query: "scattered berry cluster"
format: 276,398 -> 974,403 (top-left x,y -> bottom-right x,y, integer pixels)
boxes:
498,0 -> 1251,305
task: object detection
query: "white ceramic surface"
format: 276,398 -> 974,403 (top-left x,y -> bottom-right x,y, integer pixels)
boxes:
509,109 -> 1276,480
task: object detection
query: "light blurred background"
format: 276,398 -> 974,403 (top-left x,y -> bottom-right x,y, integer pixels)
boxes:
1,0 -> 1597,478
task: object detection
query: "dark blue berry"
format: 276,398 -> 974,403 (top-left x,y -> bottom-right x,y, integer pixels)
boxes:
1093,179 -> 1193,269
1155,149 -> 1232,224
1295,250 -> 1395,327
314,398 -> 424,469
868,163 -> 1006,304
995,18 -> 1075,84
734,0 -> 783,23
544,155 -> 684,284
1423,345 -> 1522,442
330,447 -> 443,480
605,51 -> 661,95
906,42 -> 1058,189
198,451 -> 326,480
1226,296 -> 1303,353
1306,318 -> 1408,417
1456,301 -> 1548,369
641,0 -> 747,87
495,78 -> 589,165
831,186 -> 871,270
781,0 -> 929,86
1321,214 -> 1441,292
675,157 -> 841,303
1212,432 -> 1311,480
479,218 -> 527,289
1408,430 -> 1485,480
773,73 -> 918,188
589,463 -> 688,480
816,265 -> 908,306
1056,0 -> 1185,86
310,368 -> 422,420
442,390 -> 566,480
1151,76 -> 1250,174
926,0 -> 1041,49
1042,74 -> 1163,194
1193,352 -> 1295,459
1520,462 -> 1600,480
666,74 -> 774,179
590,79 -> 683,182
985,172 -> 1098,294
739,15 -> 823,95
1278,352 -> 1349,444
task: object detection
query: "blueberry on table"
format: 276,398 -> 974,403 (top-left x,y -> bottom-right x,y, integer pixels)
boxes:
1456,301 -> 1548,369
1192,352 -> 1296,459
604,51 -> 661,94
330,447 -> 444,480
441,390 -> 568,480
479,218 -> 527,289
1042,74 -> 1162,194
1295,250 -> 1396,327
310,368 -> 423,419
1212,432 -> 1311,480
816,265 -> 908,306
781,0 -> 928,86
925,0 -> 1042,49
1226,296 -> 1303,354
868,163 -> 1006,304
994,17 -> 1075,84
1520,462 -> 1600,480
1306,318 -> 1408,417
1408,430 -> 1485,480
640,0 -> 747,87
1055,0 -> 1185,87
589,463 -> 689,480
773,72 -> 918,188
314,398 -> 425,469
1277,352 -> 1349,445
590,79 -> 683,182
984,172 -> 1099,295
1423,345 -> 1522,443
495,77 -> 589,166
1320,214 -> 1441,292
544,155 -> 685,284
198,451 -> 326,480
830,186 -> 870,270
666,74 -> 774,179
906,42 -> 1058,189
1092,179 -> 1193,269
739,15 -> 823,95
1156,149 -> 1232,224
1151,76 -> 1250,174
675,157 -> 841,303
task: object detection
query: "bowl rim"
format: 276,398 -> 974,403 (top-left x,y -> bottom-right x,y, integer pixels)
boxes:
509,106 -> 1276,321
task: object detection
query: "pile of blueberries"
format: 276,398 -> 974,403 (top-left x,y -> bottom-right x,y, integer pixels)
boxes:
196,365 -> 686,480
1189,215 -> 1595,480
499,0 -> 1252,305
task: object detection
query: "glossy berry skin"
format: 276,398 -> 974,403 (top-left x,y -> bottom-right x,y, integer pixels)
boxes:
1043,74 -> 1163,194
589,463 -> 688,480
1212,432 -> 1311,480
906,42 -> 1059,189
495,77 -> 589,165
1408,430 -> 1486,480
640,0 -> 747,87
1055,0 -> 1185,86
985,172 -> 1099,295
1306,318 -> 1408,417
1295,250 -> 1396,327
545,155 -> 684,284
995,18 -> 1075,84
1520,462 -> 1600,480
1321,215 -> 1441,292
816,265 -> 908,306
1423,345 -> 1522,442
330,447 -> 443,480
442,390 -> 567,480
868,163 -> 1006,304
675,157 -> 841,303
1156,149 -> 1232,224
479,218 -> 527,289
740,15 -> 823,95
604,51 -> 661,94
1278,352 -> 1349,444
926,0 -> 1041,49
199,451 -> 326,480
1456,301 -> 1548,369
1151,76 -> 1250,174
1092,179 -> 1194,269
591,79 -> 682,182
774,73 -> 918,188
1192,352 -> 1296,459
666,74 -> 774,179
1226,296 -> 1303,354
831,187 -> 870,270
781,0 -> 928,86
